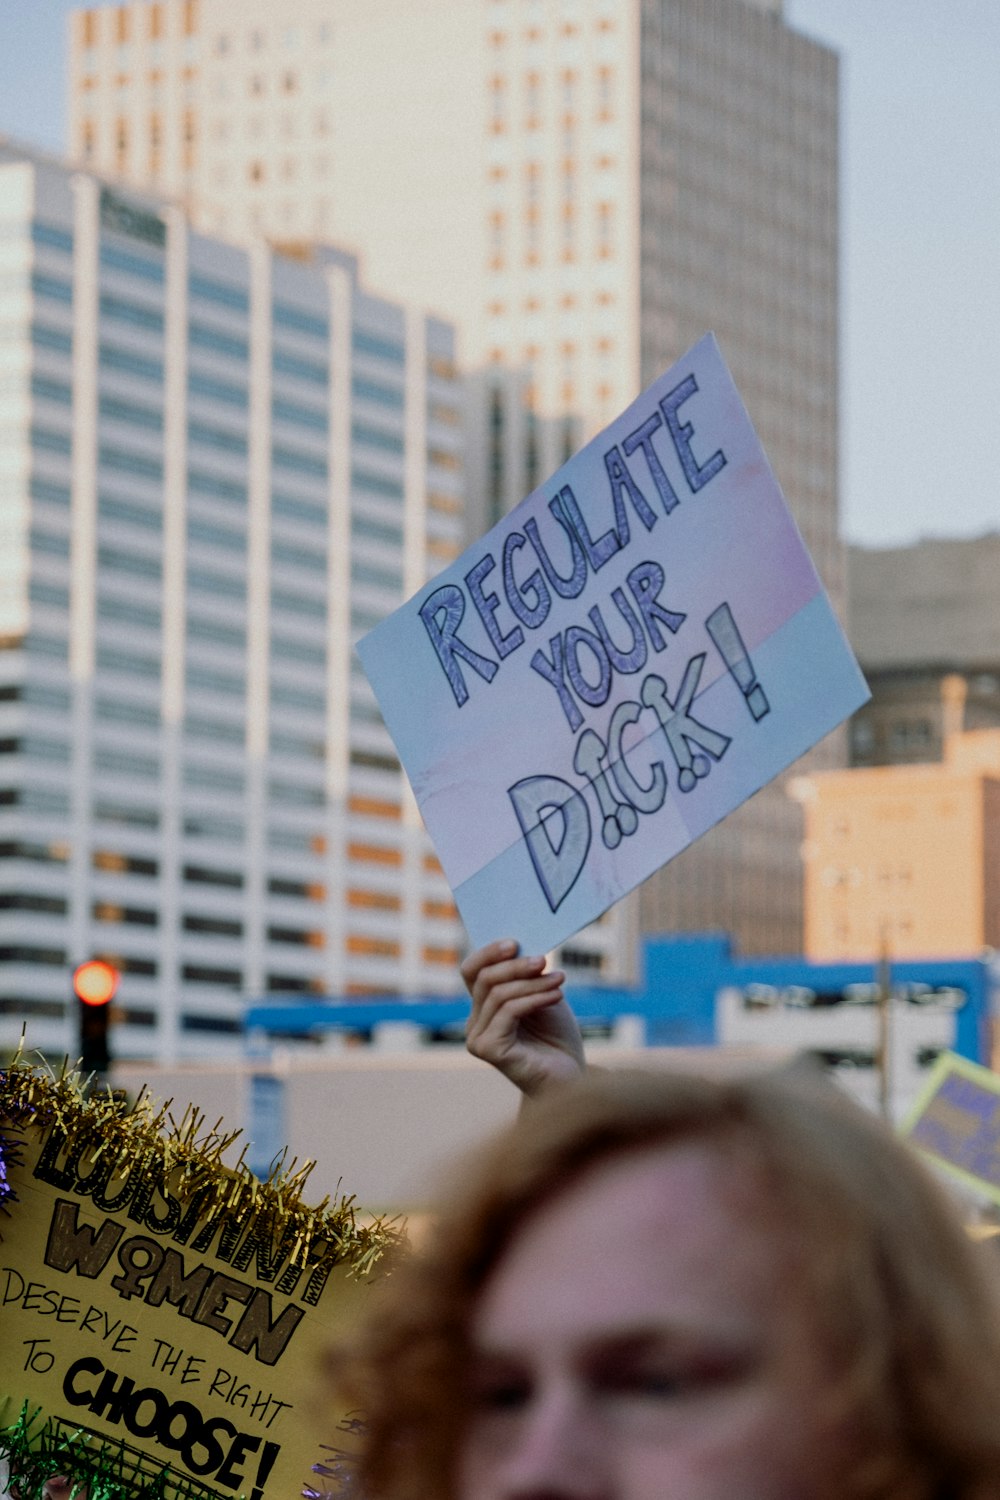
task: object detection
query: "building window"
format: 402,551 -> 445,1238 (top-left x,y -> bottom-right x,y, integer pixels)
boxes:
347,935 -> 401,959
561,205 -> 576,261
183,863 -> 244,889
889,719 -> 932,755
489,209 -> 506,260
489,74 -> 506,133
269,877 -> 326,900
348,889 -> 401,912
349,794 -> 401,820
596,200 -> 613,258
348,842 -> 402,867
183,914 -> 243,937
93,901 -> 158,927
525,70 -> 541,127
597,65 -> 614,120
93,849 -> 159,876
850,718 -> 875,757
265,974 -> 320,994
181,965 -> 243,988
268,925 -> 325,947
423,945 -> 461,965
422,898 -> 457,920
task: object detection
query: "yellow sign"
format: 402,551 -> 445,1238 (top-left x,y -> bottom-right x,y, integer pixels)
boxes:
0,1065 -> 397,1500
901,1050 -> 1000,1205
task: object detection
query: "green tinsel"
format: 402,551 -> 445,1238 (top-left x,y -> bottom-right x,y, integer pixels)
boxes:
0,1399 -> 213,1500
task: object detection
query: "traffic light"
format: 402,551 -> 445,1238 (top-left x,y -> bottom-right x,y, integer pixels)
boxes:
73,959 -> 119,1076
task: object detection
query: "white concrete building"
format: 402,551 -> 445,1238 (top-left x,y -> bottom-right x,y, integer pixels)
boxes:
0,144 -> 466,1065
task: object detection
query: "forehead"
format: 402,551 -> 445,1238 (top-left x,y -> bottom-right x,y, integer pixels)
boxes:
473,1140 -> 800,1347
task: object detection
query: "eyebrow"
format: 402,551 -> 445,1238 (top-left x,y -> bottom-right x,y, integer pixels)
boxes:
470,1322 -> 762,1367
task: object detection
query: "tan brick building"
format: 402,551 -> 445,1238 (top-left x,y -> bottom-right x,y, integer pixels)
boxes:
792,726 -> 1000,961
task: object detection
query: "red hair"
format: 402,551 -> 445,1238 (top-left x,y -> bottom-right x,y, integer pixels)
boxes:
336,1065 -> 1000,1500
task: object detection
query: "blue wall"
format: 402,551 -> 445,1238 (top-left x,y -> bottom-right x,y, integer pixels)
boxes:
569,933 -> 992,1064
246,933 -> 994,1066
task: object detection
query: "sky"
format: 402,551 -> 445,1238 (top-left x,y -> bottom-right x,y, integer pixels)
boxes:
0,0 -> 998,550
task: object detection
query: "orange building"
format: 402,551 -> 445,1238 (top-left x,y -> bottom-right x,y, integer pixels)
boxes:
791,728 -> 1000,961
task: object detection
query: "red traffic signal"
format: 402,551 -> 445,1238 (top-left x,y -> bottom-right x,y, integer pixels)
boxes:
73,959 -> 119,1006
74,960 -> 119,1077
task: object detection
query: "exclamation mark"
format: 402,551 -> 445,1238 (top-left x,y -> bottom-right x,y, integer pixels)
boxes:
705,603 -> 769,721
249,1441 -> 281,1500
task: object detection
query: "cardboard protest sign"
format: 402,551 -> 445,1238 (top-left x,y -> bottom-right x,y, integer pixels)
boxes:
357,333 -> 869,954
901,1051 -> 1000,1205
0,1060 -> 398,1500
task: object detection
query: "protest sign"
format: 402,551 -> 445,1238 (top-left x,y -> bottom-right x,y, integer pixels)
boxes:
357,333 -> 869,954
902,1051 -> 1000,1205
0,1060 -> 398,1500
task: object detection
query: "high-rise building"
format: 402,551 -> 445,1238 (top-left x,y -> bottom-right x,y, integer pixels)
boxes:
0,143 -> 466,1065
847,536 -> 1000,769
70,0 -> 843,955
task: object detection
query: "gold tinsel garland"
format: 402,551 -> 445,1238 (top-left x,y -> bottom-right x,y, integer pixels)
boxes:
0,1044 -> 404,1278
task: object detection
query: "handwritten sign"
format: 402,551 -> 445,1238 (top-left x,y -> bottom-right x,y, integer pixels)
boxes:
0,1069 -> 395,1500
358,334 -> 869,954
902,1051 -> 1000,1204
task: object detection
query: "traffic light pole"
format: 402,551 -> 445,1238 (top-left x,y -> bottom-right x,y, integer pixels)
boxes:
73,959 -> 119,1085
876,928 -> 892,1121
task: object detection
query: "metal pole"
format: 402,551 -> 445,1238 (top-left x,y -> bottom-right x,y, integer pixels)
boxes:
877,925 -> 891,1121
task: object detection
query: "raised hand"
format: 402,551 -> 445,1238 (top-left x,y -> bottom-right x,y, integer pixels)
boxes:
462,939 -> 586,1098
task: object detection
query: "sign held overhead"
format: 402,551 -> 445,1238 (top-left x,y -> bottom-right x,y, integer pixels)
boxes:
358,334 -> 869,954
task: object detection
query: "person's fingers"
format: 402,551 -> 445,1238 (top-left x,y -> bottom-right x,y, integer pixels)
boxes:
466,953 -> 548,1017
460,938 -> 518,990
470,952 -> 547,1002
466,983 -> 566,1057
467,964 -> 563,1035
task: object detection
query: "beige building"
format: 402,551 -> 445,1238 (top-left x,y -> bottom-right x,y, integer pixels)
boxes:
70,0 -> 844,956
792,728 -> 1000,962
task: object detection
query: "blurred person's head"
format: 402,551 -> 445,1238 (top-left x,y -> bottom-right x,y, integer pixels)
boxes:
339,1065 -> 1000,1500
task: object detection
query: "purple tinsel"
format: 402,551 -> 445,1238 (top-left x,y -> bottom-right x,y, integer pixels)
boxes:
0,1131 -> 18,1211
303,1419 -> 368,1499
